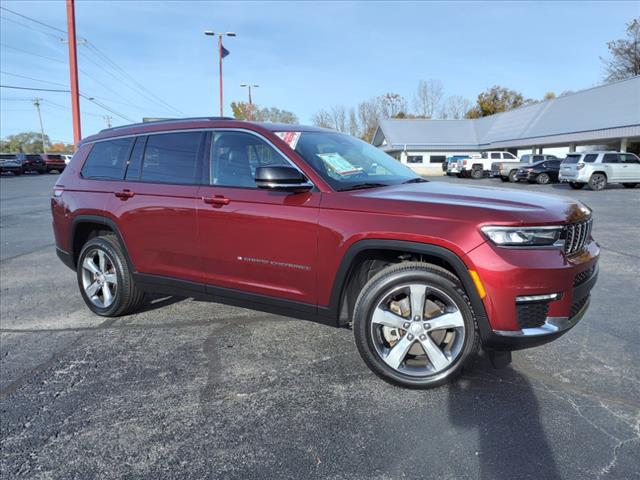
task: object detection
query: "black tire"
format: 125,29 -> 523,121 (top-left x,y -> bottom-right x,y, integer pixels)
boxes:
588,173 -> 607,191
500,176 -> 509,182
13,170 -> 21,176
508,170 -> 518,182
569,182 -> 585,190
470,168 -> 483,179
353,262 -> 479,389
622,183 -> 638,188
37,168 -> 46,174
77,235 -> 145,317
536,173 -> 550,185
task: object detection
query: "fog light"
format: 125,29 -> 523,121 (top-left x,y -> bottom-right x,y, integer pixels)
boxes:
515,293 -> 560,303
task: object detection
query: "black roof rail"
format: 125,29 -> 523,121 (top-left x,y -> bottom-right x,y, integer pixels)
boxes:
98,116 -> 237,134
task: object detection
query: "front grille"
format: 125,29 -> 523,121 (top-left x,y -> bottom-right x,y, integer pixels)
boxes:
570,295 -> 589,318
574,265 -> 595,287
516,302 -> 549,329
563,218 -> 593,257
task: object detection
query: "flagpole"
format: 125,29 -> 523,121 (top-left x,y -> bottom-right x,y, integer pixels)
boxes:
218,34 -> 223,117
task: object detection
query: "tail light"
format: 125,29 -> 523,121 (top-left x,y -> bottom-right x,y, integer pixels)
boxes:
576,163 -> 585,170
463,160 -> 468,166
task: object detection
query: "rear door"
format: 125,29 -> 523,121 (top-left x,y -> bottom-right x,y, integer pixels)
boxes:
196,129 -> 320,305
602,153 -> 621,181
107,131 -> 205,284
619,153 -> 640,181
561,154 -> 583,179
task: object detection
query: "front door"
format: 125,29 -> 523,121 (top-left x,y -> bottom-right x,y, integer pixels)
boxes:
197,130 -> 320,305
619,153 -> 640,181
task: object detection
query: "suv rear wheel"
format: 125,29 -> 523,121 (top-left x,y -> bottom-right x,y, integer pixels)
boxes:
471,167 -> 483,179
588,173 -> 607,191
352,262 -> 478,389
77,235 -> 145,317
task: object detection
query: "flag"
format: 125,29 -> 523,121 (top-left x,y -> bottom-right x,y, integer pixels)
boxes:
221,44 -> 230,58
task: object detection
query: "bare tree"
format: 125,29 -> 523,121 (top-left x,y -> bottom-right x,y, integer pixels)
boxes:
376,93 -> 408,119
413,79 -> 444,118
311,109 -> 333,129
439,95 -> 472,120
357,99 -> 380,141
601,18 -> 640,82
330,105 -> 348,132
348,107 -> 358,137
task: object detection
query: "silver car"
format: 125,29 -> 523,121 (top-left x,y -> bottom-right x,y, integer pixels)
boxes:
559,151 -> 640,191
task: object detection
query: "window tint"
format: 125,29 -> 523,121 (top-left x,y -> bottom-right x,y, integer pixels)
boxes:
602,153 -> 619,164
481,152 -> 488,159
583,154 -> 598,163
82,137 -> 134,179
429,155 -> 446,163
0,154 -> 17,159
211,131 -> 289,187
620,153 -> 640,164
407,155 -> 423,164
502,152 -> 516,159
563,154 -> 582,164
533,155 -> 544,161
490,153 -> 501,159
548,160 -> 561,168
125,136 -> 147,181
140,132 -> 202,185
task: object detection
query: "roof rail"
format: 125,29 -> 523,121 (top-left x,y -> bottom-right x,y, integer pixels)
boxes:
98,116 -> 237,133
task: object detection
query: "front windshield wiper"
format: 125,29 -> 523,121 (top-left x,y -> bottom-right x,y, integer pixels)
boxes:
338,182 -> 389,191
403,177 -> 428,184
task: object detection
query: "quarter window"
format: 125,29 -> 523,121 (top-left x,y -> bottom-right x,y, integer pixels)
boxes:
140,132 -> 203,185
82,137 -> 134,180
583,154 -> 598,163
210,131 -> 289,188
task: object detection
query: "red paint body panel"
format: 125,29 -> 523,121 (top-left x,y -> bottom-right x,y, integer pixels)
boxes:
53,118 -> 600,341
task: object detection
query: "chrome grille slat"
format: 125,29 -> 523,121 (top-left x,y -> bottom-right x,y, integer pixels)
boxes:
563,218 -> 592,256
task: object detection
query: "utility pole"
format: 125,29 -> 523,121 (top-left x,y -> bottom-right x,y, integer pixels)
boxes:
204,30 -> 236,117
66,0 -> 81,147
33,98 -> 48,156
103,115 -> 113,128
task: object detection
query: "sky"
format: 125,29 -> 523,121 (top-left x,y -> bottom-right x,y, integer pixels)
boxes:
0,0 -> 638,144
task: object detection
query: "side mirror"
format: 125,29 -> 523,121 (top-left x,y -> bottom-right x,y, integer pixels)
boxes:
255,166 -> 313,192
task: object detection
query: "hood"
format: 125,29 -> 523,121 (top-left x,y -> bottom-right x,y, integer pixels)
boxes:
350,181 -> 590,225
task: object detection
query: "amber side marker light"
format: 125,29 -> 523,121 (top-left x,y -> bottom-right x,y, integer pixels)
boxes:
469,270 -> 486,299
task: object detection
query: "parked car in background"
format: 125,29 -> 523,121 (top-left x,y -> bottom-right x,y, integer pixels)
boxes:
515,159 -> 562,184
52,118 -> 599,389
461,151 -> 517,179
42,153 -> 67,173
492,154 -> 558,182
445,155 -> 469,176
0,155 -> 24,175
0,153 -> 47,174
559,151 -> 640,190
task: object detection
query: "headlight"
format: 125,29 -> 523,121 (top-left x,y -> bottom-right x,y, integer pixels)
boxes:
481,226 -> 563,247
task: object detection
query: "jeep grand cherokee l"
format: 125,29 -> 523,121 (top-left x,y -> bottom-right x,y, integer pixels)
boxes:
51,118 -> 599,389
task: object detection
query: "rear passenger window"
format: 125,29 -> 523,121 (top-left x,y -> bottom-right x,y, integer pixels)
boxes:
533,155 -> 544,161
490,153 -> 501,159
140,132 -> 203,185
82,137 -> 134,179
583,154 -> 598,163
602,154 -> 619,163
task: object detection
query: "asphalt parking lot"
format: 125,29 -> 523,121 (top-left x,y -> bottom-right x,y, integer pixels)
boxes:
1,172 -> 639,480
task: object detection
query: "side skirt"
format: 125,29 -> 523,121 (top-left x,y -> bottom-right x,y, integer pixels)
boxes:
133,273 -> 338,327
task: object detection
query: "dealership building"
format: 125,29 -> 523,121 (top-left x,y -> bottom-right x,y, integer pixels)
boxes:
372,76 -> 640,175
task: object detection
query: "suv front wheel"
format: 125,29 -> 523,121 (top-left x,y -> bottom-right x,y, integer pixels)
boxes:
77,235 -> 145,317
353,262 -> 478,389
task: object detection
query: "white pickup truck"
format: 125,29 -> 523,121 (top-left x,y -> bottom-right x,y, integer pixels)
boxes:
459,151 -> 518,179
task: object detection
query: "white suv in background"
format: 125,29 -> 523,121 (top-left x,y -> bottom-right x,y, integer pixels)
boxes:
559,151 -> 640,191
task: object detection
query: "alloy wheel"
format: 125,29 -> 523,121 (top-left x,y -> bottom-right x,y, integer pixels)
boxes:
370,283 -> 466,377
81,248 -> 118,308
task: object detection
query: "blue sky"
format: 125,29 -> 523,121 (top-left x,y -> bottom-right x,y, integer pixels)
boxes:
1,0 -> 637,143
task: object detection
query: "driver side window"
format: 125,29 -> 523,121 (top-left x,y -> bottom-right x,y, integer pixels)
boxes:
210,131 -> 289,188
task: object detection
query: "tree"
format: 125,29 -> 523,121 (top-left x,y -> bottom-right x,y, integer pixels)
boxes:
465,85 -> 525,118
601,18 -> 640,82
543,91 -> 556,101
413,79 -> 444,118
0,132 -> 50,153
311,109 -> 332,129
376,93 -> 408,119
49,142 -> 75,153
230,101 -> 299,124
440,95 -> 472,120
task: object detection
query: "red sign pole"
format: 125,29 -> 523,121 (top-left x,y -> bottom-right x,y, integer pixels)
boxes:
66,0 -> 81,146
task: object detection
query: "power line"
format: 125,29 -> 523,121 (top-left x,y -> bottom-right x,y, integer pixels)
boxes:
0,6 -> 66,34
0,84 -> 69,93
0,43 -> 68,64
0,70 -> 69,88
0,14 -> 63,40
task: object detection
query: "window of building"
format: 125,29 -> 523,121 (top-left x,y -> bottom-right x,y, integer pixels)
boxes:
429,155 -> 446,163
406,155 -> 423,164
140,132 -> 203,185
82,137 -> 134,180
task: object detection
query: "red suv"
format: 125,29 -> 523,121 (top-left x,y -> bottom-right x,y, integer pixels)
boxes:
51,118 -> 599,388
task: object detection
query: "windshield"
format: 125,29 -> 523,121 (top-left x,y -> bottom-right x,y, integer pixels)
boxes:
293,131 -> 420,190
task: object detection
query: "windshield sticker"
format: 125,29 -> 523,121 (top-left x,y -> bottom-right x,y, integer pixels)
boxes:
317,152 -> 363,176
275,131 -> 301,150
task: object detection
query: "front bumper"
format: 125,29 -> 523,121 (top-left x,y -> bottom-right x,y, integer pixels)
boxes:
464,239 -> 599,350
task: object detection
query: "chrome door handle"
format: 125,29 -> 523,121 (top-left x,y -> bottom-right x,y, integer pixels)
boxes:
115,189 -> 135,200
